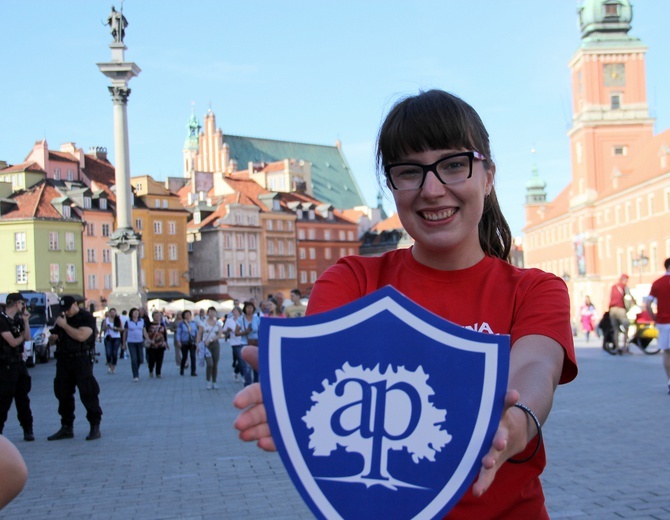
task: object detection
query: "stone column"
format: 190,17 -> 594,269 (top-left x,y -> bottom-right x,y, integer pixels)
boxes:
97,37 -> 145,310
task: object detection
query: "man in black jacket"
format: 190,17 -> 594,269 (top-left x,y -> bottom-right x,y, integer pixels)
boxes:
47,296 -> 102,441
0,293 -> 34,441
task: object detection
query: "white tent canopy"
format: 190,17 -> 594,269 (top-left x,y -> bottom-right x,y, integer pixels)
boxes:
147,298 -> 170,310
165,299 -> 196,313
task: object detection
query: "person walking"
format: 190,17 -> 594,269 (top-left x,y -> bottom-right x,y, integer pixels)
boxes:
122,308 -> 149,382
0,293 -> 34,441
101,308 -> 123,374
197,307 -> 223,389
579,296 -> 596,342
609,274 -> 634,354
175,310 -> 198,377
47,295 -> 102,441
234,89 -> 577,518
645,258 -> 670,394
236,301 -> 260,386
223,307 -> 244,382
145,310 -> 169,378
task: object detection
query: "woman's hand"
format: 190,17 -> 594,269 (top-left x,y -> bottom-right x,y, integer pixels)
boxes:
233,346 -> 276,452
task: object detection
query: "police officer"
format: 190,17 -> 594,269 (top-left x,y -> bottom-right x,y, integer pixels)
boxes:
0,293 -> 34,442
47,295 -> 102,441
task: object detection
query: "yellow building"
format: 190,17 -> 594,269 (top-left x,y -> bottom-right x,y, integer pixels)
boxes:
131,175 -> 190,300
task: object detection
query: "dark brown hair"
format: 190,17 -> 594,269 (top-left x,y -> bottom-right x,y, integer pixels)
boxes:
376,89 -> 511,261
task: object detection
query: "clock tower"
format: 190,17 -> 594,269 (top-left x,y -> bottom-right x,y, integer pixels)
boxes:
568,0 -> 654,198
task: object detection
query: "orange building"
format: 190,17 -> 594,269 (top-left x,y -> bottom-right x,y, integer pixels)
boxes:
524,0 -> 670,320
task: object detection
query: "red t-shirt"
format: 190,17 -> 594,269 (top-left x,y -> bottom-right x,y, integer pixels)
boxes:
307,249 -> 578,520
649,274 -> 670,324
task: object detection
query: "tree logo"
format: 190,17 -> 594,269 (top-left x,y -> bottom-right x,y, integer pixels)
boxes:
260,286 -> 509,519
303,362 -> 452,490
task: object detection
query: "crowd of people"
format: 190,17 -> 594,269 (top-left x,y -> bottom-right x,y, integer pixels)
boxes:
97,289 -> 307,388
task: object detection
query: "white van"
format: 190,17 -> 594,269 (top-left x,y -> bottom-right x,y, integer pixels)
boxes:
0,291 -> 61,366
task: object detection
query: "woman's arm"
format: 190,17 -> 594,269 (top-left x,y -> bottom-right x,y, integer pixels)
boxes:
472,335 -> 564,497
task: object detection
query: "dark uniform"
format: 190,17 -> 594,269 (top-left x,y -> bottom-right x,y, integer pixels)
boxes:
0,309 -> 34,441
48,299 -> 102,441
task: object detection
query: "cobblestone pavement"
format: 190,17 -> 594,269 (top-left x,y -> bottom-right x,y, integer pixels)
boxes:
1,336 -> 668,519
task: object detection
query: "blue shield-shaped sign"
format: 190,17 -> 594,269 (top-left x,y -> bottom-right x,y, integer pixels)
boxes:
260,286 -> 509,520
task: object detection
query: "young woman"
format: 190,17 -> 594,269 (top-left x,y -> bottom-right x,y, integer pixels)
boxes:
145,310 -> 169,378
175,310 -> 198,377
579,296 -> 596,342
122,307 -> 149,382
223,307 -> 244,382
101,308 -> 122,374
196,307 -> 223,389
234,90 -> 578,519
264,298 -> 285,318
235,302 -> 260,387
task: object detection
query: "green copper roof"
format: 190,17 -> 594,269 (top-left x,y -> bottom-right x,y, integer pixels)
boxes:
223,134 -> 367,210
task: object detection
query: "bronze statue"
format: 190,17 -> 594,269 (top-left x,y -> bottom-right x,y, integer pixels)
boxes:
106,6 -> 128,44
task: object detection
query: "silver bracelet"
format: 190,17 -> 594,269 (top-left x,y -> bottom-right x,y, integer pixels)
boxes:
508,402 -> 543,464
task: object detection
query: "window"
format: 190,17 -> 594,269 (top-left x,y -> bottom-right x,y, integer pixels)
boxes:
604,3 -> 620,16
325,247 -> 332,260
66,264 -> 76,283
50,264 -> 60,283
239,263 -> 245,277
340,248 -> 346,258
277,220 -> 283,231
308,229 -> 316,239
153,221 -> 163,234
278,264 -> 286,280
65,232 -> 75,251
226,264 -> 232,278
104,274 -> 112,290
168,221 -> 176,235
54,168 -> 61,180
287,221 -> 293,232
86,249 -> 96,263
187,242 -> 193,253
310,271 -> 317,283
168,244 -> 178,261
154,244 -> 164,261
339,230 -> 346,240
347,231 -> 355,241
62,206 -> 71,218
102,224 -> 110,237
613,146 -> 627,156
155,199 -> 161,208
248,235 -> 257,250
87,223 -> 95,236
324,230 -> 331,240
88,274 -> 97,290
66,169 -> 74,181
194,212 -> 201,224
309,248 -> 316,259
135,218 -> 143,230
267,240 -> 275,255
288,242 -> 295,255
236,234 -> 245,249
84,197 -> 91,209
102,249 -> 111,263
154,269 -> 165,287
288,264 -> 295,279
100,199 -> 107,210
223,234 -> 232,249
163,199 -> 168,209
15,232 -> 26,251
611,93 -> 621,110
266,220 -> 274,231
300,271 -> 307,283
268,264 -> 276,280
139,243 -> 145,259
299,248 -> 306,259
169,270 -> 179,286
16,265 -> 28,284
278,241 -> 285,255
250,263 -> 258,278
298,229 -> 306,240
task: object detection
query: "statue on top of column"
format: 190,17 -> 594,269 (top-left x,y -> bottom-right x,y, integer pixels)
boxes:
106,5 -> 128,44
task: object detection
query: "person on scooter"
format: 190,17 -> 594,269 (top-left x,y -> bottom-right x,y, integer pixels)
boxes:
609,274 -> 634,354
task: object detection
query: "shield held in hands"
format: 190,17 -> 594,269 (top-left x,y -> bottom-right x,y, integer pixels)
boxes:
260,286 -> 509,520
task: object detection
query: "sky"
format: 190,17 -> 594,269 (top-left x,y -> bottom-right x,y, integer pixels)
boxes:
1,0 -> 669,237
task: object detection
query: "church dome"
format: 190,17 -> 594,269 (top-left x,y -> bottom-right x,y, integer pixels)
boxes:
579,0 -> 633,38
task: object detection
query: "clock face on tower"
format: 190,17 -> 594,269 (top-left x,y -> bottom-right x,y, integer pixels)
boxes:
604,63 -> 626,87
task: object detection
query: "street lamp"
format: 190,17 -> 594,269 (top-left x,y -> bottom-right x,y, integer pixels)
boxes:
632,252 -> 649,283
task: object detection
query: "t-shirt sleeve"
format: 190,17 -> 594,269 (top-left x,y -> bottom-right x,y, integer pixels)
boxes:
0,315 -> 11,334
307,260 -> 366,316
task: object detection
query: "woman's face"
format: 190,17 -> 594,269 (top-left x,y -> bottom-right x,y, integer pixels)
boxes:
109,309 -> 116,318
268,300 -> 276,313
153,312 -> 161,322
131,310 -> 139,320
244,304 -> 254,316
391,148 -> 493,270
184,311 -> 191,321
208,308 -> 217,318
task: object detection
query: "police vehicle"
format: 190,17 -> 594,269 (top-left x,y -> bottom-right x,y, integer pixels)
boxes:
0,291 -> 61,366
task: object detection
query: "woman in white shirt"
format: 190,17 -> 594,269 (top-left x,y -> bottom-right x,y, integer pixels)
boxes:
196,307 -> 223,389
101,308 -> 123,374
122,308 -> 149,382
223,307 -> 244,382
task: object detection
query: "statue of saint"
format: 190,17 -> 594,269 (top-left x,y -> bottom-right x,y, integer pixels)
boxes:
106,6 -> 128,43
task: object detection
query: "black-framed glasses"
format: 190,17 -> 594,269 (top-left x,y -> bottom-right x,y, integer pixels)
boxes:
384,151 -> 486,191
